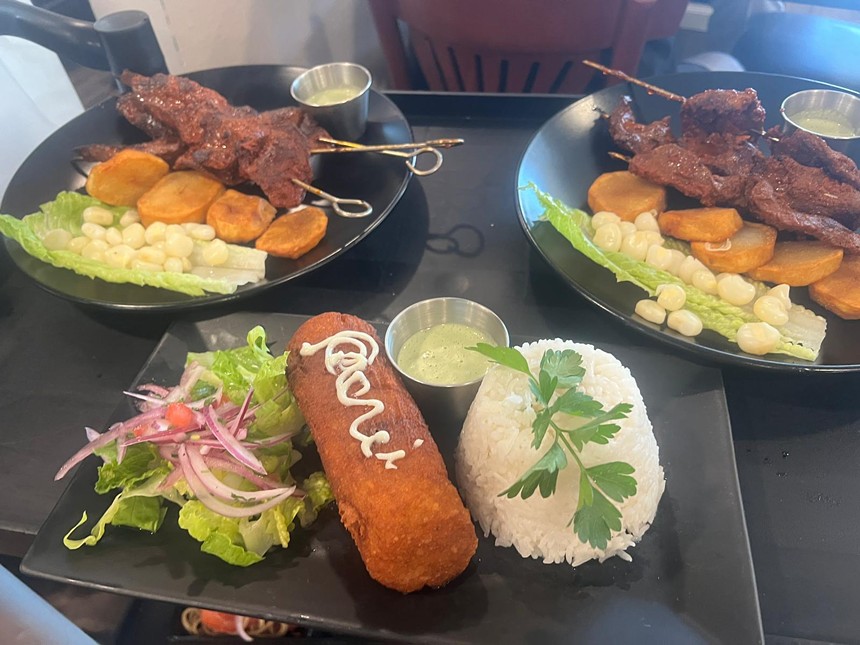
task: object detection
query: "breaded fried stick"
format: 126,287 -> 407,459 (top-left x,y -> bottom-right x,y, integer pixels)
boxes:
286,313 -> 477,593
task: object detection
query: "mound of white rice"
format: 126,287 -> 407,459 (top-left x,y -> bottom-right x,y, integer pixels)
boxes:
455,339 -> 665,566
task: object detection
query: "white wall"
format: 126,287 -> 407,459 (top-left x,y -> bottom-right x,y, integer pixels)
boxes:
88,0 -> 390,84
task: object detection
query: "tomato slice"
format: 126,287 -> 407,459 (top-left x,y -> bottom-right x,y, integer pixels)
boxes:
132,424 -> 150,438
166,402 -> 195,428
199,609 -> 240,634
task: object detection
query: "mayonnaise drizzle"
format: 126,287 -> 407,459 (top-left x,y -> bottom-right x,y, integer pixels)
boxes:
300,330 -> 405,469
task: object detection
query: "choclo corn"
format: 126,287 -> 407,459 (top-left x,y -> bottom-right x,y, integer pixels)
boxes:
635,299 -> 666,324
717,274 -> 756,306
656,283 -> 686,311
677,255 -> 705,284
105,227 -> 123,246
42,229 -> 73,251
67,236 -> 89,254
119,209 -> 140,228
768,284 -> 792,310
104,245 -> 135,269
163,257 -> 184,273
188,224 -> 216,241
81,222 -> 106,241
122,223 -> 146,249
666,249 -> 686,276
645,244 -> 674,271
667,309 -> 703,337
593,222 -> 622,252
618,221 -> 637,238
736,322 -> 780,355
591,211 -> 621,229
137,246 -> 167,266
620,231 -> 650,261
143,221 -> 167,246
641,230 -> 664,247
130,259 -> 163,273
202,239 -> 229,266
753,295 -> 789,326
691,269 -> 717,294
164,232 -> 195,258
82,206 -> 114,227
634,210 -> 660,232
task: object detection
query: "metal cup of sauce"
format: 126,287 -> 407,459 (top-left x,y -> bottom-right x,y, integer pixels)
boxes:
291,62 -> 372,141
780,89 -> 860,154
385,298 -> 510,426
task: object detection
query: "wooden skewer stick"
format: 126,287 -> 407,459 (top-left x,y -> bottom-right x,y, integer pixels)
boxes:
582,60 -> 686,104
608,151 -> 632,163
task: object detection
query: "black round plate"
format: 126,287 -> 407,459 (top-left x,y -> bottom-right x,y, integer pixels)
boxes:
1,65 -> 412,311
517,71 -> 860,373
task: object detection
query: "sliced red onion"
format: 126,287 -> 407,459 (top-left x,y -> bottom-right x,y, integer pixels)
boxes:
156,466 -> 183,492
235,615 -> 252,642
55,423 -> 128,481
178,446 -> 294,517
121,423 -> 204,448
203,408 -> 266,475
204,456 -> 281,490
230,388 -> 254,437
85,427 -> 100,443
186,446 -> 292,503
116,440 -> 128,465
138,384 -> 170,397
123,390 -> 167,408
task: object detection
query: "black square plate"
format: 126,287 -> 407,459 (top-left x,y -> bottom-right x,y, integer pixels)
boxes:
22,312 -> 763,643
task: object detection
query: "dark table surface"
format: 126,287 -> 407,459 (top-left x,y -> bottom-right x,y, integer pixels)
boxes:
1,91 -> 859,645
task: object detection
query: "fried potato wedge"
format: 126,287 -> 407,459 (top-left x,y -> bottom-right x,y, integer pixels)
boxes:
747,241 -> 843,286
809,254 -> 860,319
587,171 -> 667,222
658,207 -> 744,242
206,189 -> 276,244
137,171 -> 224,227
85,150 -> 170,206
255,207 -> 327,259
691,222 -> 777,273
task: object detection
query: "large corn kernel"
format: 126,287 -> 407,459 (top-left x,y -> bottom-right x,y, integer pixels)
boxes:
143,221 -> 167,246
645,244 -> 674,271
691,269 -> 717,294
620,231 -> 650,261
163,257 -> 184,273
593,222 -> 622,252
656,283 -> 687,311
119,209 -> 140,227
82,205 -> 114,226
753,295 -> 789,326
122,223 -> 146,249
717,274 -> 756,306
634,210 -> 660,232
736,322 -> 780,355
635,299 -> 666,324
202,239 -> 229,266
42,229 -> 73,251
104,244 -> 135,269
592,211 -> 621,229
768,284 -> 792,310
67,236 -> 89,254
667,309 -> 703,337
81,222 -> 106,241
618,221 -> 638,238
137,246 -> 167,265
105,227 -> 123,246
164,231 -> 195,258
678,255 -> 705,284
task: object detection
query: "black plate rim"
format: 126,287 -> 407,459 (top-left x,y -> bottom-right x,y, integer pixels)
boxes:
1,64 -> 413,313
515,70 -> 860,374
20,311 -> 764,644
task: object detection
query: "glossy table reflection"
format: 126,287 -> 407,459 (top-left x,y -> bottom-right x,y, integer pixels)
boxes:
1,91 -> 858,644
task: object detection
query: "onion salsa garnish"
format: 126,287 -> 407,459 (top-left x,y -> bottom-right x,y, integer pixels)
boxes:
56,326 -> 334,566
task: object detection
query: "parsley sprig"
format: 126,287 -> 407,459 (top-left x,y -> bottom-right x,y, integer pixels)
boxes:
471,343 -> 637,550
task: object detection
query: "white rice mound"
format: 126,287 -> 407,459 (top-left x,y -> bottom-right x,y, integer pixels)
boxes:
455,339 -> 665,566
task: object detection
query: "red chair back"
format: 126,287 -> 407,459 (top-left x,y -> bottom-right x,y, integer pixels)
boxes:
369,0 -> 687,93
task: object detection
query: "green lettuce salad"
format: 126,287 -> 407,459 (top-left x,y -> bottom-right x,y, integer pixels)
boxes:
0,191 -> 261,296
528,184 -> 826,361
57,326 -> 333,566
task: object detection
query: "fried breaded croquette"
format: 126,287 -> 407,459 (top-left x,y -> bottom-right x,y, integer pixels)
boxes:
286,313 -> 477,593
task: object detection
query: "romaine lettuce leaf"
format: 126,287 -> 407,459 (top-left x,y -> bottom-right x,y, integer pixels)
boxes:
95,443 -> 171,494
0,192 -> 239,296
63,473 -> 168,549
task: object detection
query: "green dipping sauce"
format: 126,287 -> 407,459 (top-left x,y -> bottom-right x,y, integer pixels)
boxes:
305,86 -> 361,106
397,323 -> 494,385
790,109 -> 858,138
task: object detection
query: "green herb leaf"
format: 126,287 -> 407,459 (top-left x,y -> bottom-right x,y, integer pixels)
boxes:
500,442 -> 567,500
552,388 -> 605,419
541,349 -> 585,389
469,343 -> 532,378
576,467 -> 593,510
572,489 -> 623,550
538,370 -> 558,404
587,462 -> 638,502
532,409 -> 553,449
563,403 -> 633,450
